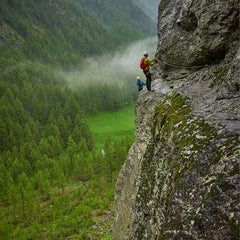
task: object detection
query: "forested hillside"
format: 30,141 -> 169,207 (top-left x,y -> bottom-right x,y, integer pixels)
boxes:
132,0 -> 161,22
73,0 -> 156,36
0,0 -> 155,68
0,0 -> 151,238
0,0 -> 152,112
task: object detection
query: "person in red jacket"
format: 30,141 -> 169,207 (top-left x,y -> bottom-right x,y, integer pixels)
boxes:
140,51 -> 155,92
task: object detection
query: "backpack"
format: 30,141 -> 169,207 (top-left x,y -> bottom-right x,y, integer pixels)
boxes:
140,57 -> 148,69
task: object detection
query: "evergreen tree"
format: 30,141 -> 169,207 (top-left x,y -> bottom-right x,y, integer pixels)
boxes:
36,170 -> 50,200
47,135 -> 62,158
18,172 -> 29,211
67,136 -> 77,159
11,158 -> 24,182
9,183 -> 18,219
57,113 -> 69,147
58,171 -> 66,195
0,165 -> 13,204
64,95 -> 80,123
73,153 -> 93,181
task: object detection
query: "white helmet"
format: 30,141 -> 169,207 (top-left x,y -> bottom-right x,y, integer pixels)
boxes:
136,76 -> 140,80
143,51 -> 148,56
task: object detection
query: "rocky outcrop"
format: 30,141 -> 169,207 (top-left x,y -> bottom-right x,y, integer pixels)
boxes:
112,0 -> 239,239
156,0 -> 239,68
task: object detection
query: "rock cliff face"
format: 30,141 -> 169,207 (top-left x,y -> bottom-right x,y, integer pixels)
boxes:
112,0 -> 239,239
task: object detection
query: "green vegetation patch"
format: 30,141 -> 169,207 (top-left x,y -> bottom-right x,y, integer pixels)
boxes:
0,0 -> 151,68
0,179 -> 115,240
87,105 -> 135,149
0,22 -> 24,48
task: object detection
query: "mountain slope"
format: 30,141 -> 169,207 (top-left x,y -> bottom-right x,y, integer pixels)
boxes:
72,0 -> 156,36
132,0 -> 161,23
0,0 -> 153,68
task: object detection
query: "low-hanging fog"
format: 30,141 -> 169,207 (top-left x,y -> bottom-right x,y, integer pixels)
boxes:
60,37 -> 157,88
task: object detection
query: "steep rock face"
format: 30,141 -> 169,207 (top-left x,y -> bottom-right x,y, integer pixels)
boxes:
156,0 -> 239,67
112,0 -> 239,239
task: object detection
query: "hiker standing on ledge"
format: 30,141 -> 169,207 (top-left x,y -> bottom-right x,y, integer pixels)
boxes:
136,76 -> 146,92
140,51 -> 155,92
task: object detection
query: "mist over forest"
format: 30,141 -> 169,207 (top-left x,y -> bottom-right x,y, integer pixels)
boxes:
61,37 -> 157,88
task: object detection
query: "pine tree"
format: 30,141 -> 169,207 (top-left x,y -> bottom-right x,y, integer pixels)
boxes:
36,170 -> 50,200
58,171 -> 66,195
74,113 -> 95,151
11,158 -> 24,182
14,98 -> 27,125
9,183 -> 18,219
57,113 -> 69,147
67,136 -> 77,160
0,119 -> 7,151
64,95 -> 80,123
47,135 -> 62,158
17,172 -> 29,212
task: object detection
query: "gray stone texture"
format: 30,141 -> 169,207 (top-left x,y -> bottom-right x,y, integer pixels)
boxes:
113,0 -> 239,239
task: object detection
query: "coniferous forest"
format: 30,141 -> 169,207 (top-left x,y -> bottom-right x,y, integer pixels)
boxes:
0,0 -> 156,239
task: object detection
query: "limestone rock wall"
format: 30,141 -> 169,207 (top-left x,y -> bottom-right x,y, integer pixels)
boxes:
112,0 -> 239,239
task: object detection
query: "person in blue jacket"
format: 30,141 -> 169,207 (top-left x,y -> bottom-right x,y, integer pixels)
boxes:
136,76 -> 146,92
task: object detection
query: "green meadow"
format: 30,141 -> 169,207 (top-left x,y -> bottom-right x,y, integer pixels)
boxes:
87,104 -> 136,149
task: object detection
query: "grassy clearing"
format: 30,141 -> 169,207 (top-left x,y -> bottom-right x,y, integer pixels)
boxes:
87,105 -> 136,149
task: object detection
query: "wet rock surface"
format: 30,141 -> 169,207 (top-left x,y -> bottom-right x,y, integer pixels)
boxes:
113,0 -> 239,239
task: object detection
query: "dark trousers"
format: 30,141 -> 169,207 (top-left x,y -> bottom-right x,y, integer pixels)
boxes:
143,70 -> 152,91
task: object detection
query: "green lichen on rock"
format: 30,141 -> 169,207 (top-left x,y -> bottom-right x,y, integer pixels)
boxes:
151,92 -> 191,138
132,93 -> 240,240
